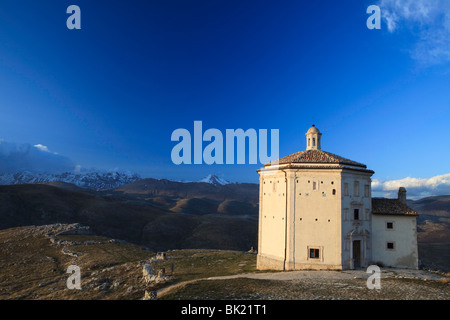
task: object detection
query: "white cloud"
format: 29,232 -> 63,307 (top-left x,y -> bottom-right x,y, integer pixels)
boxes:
33,144 -> 50,152
378,0 -> 450,65
372,173 -> 450,199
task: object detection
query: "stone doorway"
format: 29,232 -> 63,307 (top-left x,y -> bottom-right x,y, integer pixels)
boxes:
353,240 -> 361,268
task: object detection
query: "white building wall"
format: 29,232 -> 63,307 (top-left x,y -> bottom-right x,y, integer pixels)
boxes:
291,169 -> 342,270
372,215 -> 418,269
257,171 -> 287,270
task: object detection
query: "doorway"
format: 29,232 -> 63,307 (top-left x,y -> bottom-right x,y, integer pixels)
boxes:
353,240 -> 361,268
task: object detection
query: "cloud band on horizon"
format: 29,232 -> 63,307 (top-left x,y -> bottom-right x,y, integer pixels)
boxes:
372,173 -> 450,199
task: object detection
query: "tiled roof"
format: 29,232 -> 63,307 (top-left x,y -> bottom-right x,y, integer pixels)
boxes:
372,198 -> 419,216
268,149 -> 367,168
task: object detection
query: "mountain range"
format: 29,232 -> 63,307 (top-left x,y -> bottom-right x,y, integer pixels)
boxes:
0,170 -> 141,190
0,171 -> 233,190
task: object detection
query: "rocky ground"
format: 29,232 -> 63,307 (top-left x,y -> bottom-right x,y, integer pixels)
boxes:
160,276 -> 449,300
0,223 -> 153,299
159,269 -> 449,300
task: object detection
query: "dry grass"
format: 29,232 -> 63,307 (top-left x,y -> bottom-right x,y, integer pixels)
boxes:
0,226 -> 152,300
0,225 -> 257,300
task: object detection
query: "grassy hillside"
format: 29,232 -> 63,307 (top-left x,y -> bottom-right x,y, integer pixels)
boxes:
0,224 -> 256,300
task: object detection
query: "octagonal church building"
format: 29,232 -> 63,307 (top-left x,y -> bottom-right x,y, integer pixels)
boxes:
256,125 -> 419,270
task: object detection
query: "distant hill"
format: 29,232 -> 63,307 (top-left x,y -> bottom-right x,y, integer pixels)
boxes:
408,196 -> 450,244
408,195 -> 450,217
115,177 -> 259,204
0,184 -> 257,252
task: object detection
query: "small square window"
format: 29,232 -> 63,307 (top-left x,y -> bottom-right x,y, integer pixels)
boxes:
387,222 -> 394,229
387,242 -> 395,250
309,248 -> 320,259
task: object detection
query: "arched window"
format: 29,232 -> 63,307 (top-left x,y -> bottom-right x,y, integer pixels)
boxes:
313,138 -> 316,146
308,138 -> 310,146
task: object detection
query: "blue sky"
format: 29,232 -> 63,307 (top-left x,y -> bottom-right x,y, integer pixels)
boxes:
0,0 -> 449,197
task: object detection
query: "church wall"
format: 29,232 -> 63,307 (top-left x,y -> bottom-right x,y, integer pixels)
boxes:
372,215 -> 418,269
257,171 -> 287,270
291,169 -> 343,270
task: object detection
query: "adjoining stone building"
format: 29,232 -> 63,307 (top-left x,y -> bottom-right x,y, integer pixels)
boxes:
256,125 -> 418,271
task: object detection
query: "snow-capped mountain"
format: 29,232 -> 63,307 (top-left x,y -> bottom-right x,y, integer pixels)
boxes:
198,174 -> 231,186
0,170 -> 141,190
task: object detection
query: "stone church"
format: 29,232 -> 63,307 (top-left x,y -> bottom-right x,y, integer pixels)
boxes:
256,125 -> 419,270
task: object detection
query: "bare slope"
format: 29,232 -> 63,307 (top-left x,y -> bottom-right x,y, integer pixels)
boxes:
0,184 -> 257,251
0,224 -> 257,300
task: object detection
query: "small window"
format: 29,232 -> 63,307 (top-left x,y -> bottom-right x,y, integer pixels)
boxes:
332,189 -> 336,195
354,209 -> 359,220
312,138 -> 316,146
387,242 -> 395,250
364,185 -> 370,197
308,138 -> 310,146
313,181 -> 317,190
309,248 -> 320,259
354,181 -> 360,197
344,183 -> 349,196
386,222 -> 394,229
